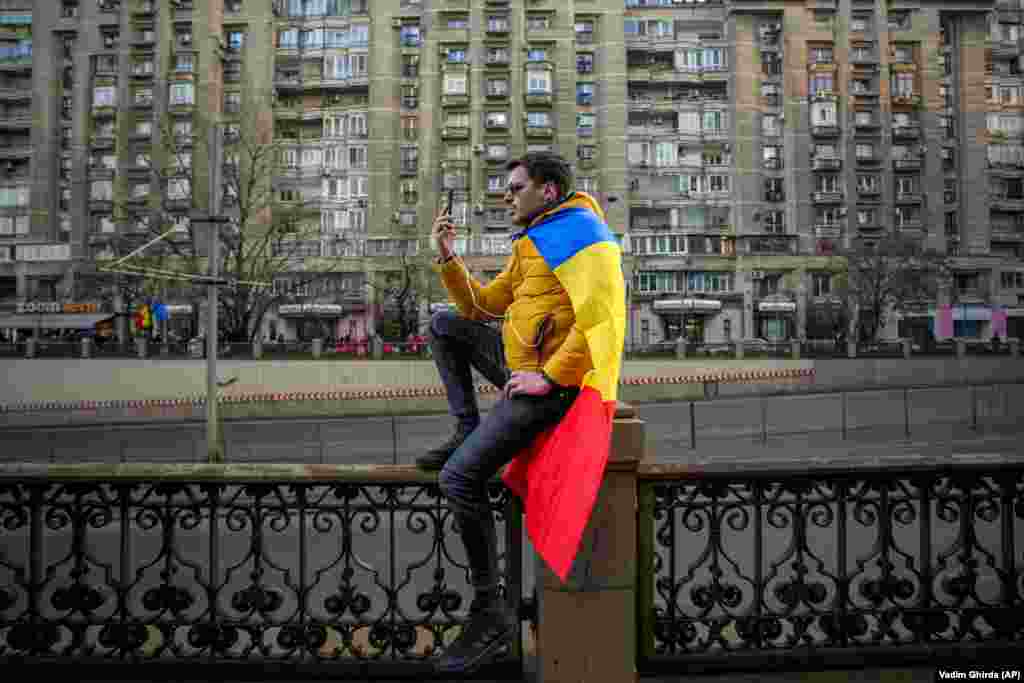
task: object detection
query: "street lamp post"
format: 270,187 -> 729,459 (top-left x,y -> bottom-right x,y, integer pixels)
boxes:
191,124 -> 232,463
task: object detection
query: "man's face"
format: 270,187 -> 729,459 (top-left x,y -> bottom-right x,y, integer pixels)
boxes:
505,166 -> 553,227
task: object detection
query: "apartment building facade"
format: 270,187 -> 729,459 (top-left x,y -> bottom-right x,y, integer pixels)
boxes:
2,0 -> 1023,345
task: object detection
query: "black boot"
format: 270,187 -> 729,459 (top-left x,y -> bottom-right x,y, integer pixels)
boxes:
415,422 -> 476,470
434,593 -> 514,675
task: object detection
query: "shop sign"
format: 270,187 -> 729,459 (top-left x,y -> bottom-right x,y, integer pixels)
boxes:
16,301 -> 100,314
278,304 -> 344,315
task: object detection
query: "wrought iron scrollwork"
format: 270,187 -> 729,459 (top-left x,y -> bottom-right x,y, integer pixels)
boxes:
642,467 -> 1024,664
0,479 -> 520,669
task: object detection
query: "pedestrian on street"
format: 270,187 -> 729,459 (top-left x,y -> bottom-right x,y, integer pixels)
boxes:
418,152 -> 626,675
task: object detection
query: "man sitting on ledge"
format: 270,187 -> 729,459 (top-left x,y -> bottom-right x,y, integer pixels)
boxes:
417,152 -> 623,674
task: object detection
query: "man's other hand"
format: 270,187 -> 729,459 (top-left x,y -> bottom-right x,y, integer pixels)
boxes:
433,208 -> 456,261
504,371 -> 552,399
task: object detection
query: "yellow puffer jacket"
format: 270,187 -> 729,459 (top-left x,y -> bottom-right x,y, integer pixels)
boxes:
435,194 -> 599,388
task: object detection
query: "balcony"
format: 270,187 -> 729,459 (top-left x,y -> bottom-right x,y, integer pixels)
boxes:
91,105 -> 118,119
0,114 -> 30,130
895,192 -> 924,204
764,191 -> 784,202
991,226 -> 1024,241
525,125 -> 554,138
855,154 -> 879,166
485,21 -> 510,36
0,144 -> 30,159
524,90 -> 553,107
812,157 -> 842,171
812,124 -> 841,138
891,94 -> 922,107
441,93 -> 469,107
858,185 -> 881,198
892,124 -> 920,141
814,224 -> 842,239
441,126 -> 470,140
434,28 -> 470,43
763,158 -> 783,170
897,220 -> 925,236
893,157 -> 922,171
812,191 -> 843,204
854,118 -> 880,131
991,195 -> 1024,211
485,54 -> 510,68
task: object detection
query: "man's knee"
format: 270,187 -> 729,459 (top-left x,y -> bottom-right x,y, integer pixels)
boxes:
438,460 -> 479,511
429,310 -> 462,340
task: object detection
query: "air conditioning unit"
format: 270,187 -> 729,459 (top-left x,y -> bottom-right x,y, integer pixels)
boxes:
392,18 -> 402,28
472,144 -> 485,153
751,270 -> 765,280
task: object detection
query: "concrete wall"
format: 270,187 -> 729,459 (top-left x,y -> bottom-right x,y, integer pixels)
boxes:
2,357 -> 1023,406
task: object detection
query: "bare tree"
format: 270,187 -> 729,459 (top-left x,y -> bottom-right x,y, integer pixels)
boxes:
94,89 -> 344,343
837,234 -> 950,344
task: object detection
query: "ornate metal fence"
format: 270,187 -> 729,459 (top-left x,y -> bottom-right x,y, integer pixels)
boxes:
637,461 -> 1024,674
0,466 -> 524,679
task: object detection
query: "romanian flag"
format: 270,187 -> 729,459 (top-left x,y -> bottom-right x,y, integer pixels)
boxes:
501,192 -> 626,583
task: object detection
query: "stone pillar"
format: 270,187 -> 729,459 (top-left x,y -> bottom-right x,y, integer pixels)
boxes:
372,336 -> 383,360
1010,338 -> 1020,358
955,338 -> 966,359
253,337 -> 263,360
790,339 -> 801,359
24,337 -> 35,358
674,337 -> 687,359
734,340 -> 744,359
136,336 -> 147,359
902,338 -> 912,360
535,402 -> 644,683
81,336 -> 91,359
312,337 -> 323,359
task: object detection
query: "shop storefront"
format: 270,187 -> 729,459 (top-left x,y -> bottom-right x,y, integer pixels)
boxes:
277,304 -> 344,341
756,300 -> 797,341
900,304 -> 1024,341
0,301 -> 113,340
652,298 -> 723,344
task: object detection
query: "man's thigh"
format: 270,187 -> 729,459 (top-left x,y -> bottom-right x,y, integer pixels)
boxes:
432,313 -> 507,387
443,389 -> 577,486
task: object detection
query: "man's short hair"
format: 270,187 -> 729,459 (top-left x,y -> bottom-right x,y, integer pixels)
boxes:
506,152 -> 573,199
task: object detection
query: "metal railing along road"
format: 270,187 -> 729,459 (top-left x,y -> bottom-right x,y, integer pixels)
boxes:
0,467 -> 525,680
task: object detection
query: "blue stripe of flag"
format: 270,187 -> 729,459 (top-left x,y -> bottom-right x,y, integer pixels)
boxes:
527,208 -> 615,271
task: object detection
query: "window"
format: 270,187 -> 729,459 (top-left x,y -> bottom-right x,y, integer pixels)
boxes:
809,74 -> 834,96
61,1 -> 78,19
857,175 -> 880,193
815,207 -> 840,226
226,31 -> 245,50
527,47 -> 547,62
95,55 -> 117,74
577,83 -> 594,105
892,45 -> 913,63
527,15 -> 550,30
812,102 -> 837,125
224,92 -> 241,113
400,25 -> 421,46
401,116 -> 417,140
527,70 -> 551,94
762,114 -> 780,136
135,120 -> 153,137
575,20 -> 594,42
170,82 -> 194,105
401,85 -> 417,108
93,86 -> 116,107
851,44 -> 874,62
816,175 -> 839,192
447,48 -> 467,64
177,29 -> 193,49
577,176 -> 597,193
577,113 -> 596,131
225,0 -> 242,13
944,179 -> 957,204
487,78 -> 509,96
175,55 -> 194,73
446,144 -> 469,160
447,15 -> 469,29
851,79 -> 872,94
856,143 -> 874,160
487,174 -> 505,192
762,145 -> 781,166
811,46 -> 833,64
444,75 -> 467,95
401,55 -> 419,78
892,72 -> 915,97
486,111 -> 509,128
527,111 -> 551,128
855,111 -> 874,126
577,53 -> 593,74
857,209 -> 877,226
485,47 -> 508,64
131,182 -> 150,199
133,58 -> 154,75
101,29 -> 119,50
348,146 -> 367,169
851,14 -> 871,32
487,144 -> 509,161
487,16 -> 509,32
446,112 -> 469,127
896,176 -> 917,194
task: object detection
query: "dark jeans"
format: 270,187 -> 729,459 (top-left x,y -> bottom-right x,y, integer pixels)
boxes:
428,311 -> 577,591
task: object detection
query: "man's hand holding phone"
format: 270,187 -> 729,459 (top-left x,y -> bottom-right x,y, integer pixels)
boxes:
434,190 -> 457,262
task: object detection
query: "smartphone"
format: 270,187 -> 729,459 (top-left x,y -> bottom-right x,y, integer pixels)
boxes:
445,189 -> 455,216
